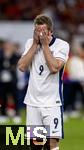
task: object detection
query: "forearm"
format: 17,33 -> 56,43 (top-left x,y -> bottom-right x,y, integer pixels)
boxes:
18,43 -> 37,72
43,45 -> 64,73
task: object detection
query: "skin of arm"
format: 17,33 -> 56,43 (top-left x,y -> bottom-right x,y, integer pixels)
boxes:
18,28 -> 39,72
39,27 -> 65,74
43,45 -> 65,74
18,43 -> 38,72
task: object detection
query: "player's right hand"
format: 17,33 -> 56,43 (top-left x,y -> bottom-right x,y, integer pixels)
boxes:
33,28 -> 39,45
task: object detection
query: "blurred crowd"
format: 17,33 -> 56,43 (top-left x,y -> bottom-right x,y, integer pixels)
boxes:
0,0 -> 84,123
0,39 -> 29,123
63,41 -> 84,121
0,0 -> 84,48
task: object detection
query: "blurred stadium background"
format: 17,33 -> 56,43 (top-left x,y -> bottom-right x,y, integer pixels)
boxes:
0,0 -> 84,150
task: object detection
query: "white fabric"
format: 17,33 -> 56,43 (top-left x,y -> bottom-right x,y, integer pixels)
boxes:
22,39 -> 33,56
26,105 -> 63,138
23,38 -> 69,107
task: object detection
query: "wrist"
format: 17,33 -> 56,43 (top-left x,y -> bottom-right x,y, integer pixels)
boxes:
32,42 -> 38,47
42,44 -> 49,50
32,43 -> 38,51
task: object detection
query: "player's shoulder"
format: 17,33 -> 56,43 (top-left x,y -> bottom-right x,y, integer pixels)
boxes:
25,38 -> 33,45
55,38 -> 69,47
23,38 -> 33,55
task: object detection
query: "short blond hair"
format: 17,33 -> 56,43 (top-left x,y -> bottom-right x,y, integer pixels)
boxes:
34,14 -> 53,31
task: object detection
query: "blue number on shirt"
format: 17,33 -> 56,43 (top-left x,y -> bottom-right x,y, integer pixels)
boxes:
39,65 -> 44,75
54,118 -> 58,129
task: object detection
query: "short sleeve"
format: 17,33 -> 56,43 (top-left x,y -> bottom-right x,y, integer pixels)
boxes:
53,42 -> 70,62
22,39 -> 33,56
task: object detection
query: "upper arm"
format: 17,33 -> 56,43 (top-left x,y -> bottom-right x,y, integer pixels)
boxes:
18,39 -> 33,71
53,42 -> 70,63
55,58 -> 65,69
52,58 -> 65,74
52,42 -> 70,73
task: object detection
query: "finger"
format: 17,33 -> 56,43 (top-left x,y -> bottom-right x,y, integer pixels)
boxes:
34,29 -> 37,35
39,34 -> 43,39
34,29 -> 39,37
34,27 -> 39,32
35,26 -> 40,34
39,35 -> 44,41
42,32 -> 47,38
42,29 -> 47,36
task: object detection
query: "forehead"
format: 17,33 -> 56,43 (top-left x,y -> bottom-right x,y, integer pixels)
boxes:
35,24 -> 48,29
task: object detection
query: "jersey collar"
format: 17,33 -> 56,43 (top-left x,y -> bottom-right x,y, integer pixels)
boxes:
49,36 -> 56,46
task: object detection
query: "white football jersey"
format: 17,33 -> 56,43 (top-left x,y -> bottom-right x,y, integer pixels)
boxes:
22,37 -> 69,107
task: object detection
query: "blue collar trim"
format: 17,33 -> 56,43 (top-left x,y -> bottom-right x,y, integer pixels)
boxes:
49,36 -> 56,46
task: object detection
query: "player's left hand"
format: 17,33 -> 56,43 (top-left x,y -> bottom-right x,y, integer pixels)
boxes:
39,29 -> 50,47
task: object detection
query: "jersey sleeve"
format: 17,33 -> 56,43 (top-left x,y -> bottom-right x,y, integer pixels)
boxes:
22,39 -> 33,56
53,42 -> 70,62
